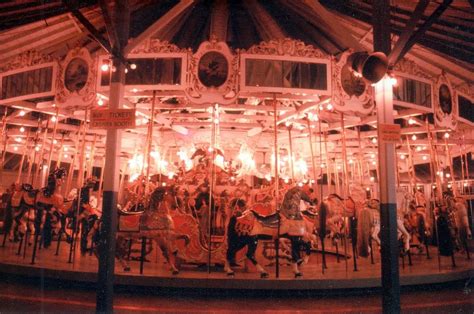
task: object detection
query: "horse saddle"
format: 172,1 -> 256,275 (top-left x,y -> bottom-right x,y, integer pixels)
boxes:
301,209 -> 318,220
117,206 -> 143,232
250,210 -> 279,229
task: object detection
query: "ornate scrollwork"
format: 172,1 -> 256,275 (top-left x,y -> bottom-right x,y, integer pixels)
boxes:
434,73 -> 458,130
55,47 -> 97,109
0,50 -> 55,72
242,38 -> 326,58
185,39 -> 238,105
455,82 -> 474,98
392,58 -> 433,80
331,50 -> 374,116
129,39 -> 188,54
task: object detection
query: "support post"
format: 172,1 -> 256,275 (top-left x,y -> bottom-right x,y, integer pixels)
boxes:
373,1 -> 400,312
96,0 -> 129,311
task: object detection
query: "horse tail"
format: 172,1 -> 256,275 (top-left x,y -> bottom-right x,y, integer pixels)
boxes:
357,208 -> 372,257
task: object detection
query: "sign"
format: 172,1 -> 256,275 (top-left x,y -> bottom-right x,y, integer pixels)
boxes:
91,109 -> 136,129
379,123 -> 401,144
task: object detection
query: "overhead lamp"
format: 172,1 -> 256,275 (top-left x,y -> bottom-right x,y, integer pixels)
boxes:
130,63 -> 137,70
411,134 -> 417,141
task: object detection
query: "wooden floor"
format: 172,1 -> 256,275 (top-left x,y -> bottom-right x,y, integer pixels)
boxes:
0,237 -> 472,290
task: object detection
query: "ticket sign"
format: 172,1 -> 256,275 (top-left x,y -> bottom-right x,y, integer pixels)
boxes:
91,109 -> 136,129
379,123 -> 401,144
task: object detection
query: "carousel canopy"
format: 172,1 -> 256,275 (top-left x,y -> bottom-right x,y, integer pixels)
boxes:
0,0 -> 473,186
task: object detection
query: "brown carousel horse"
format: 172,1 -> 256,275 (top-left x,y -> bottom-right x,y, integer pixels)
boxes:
98,186 -> 190,274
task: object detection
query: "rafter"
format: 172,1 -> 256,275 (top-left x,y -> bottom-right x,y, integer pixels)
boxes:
123,0 -> 194,57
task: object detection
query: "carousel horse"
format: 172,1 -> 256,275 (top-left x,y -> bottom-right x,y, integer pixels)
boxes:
405,203 -> 429,253
362,199 -> 411,253
96,186 -> 189,274
7,183 -> 37,245
224,198 -> 270,278
448,196 -> 472,253
34,168 -> 67,249
232,187 -> 317,277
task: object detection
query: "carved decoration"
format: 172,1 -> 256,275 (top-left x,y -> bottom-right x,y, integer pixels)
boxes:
241,38 -> 326,58
129,39 -> 188,54
332,50 -> 374,116
185,39 -> 238,105
392,58 -> 433,80
455,82 -> 474,98
434,73 -> 458,130
0,50 -> 55,72
55,47 -> 97,109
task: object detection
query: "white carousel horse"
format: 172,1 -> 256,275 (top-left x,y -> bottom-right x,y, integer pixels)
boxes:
358,199 -> 410,256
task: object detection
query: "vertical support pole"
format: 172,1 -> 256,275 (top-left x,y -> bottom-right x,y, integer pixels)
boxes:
273,97 -> 280,278
46,107 -> 59,177
17,130 -> 30,183
373,1 -> 400,311
287,126 -> 295,182
96,57 -> 124,313
306,118 -> 319,198
376,78 -> 400,313
96,0 -> 128,311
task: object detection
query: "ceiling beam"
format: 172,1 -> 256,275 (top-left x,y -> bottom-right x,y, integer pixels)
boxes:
64,0 -> 114,55
98,0 -> 120,51
388,0 -> 430,65
390,0 -> 454,65
243,0 -> 286,41
123,0 -> 194,57
210,0 -> 229,41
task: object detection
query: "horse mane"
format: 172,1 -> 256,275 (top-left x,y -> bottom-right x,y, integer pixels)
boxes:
149,187 -> 168,209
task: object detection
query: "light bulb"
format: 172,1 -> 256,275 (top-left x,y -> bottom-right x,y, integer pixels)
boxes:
411,134 -> 417,141
19,127 -> 25,133
130,63 -> 137,70
19,110 -> 26,116
444,132 -> 450,139
97,98 -> 104,106
101,63 -> 109,71
51,116 -> 57,122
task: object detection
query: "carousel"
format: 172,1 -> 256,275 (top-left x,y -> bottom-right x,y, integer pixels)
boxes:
0,0 -> 472,290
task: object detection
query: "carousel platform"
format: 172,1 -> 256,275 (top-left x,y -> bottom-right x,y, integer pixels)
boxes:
0,239 -> 472,291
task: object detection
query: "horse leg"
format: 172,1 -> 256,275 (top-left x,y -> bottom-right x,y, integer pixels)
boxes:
397,219 -> 411,252
246,237 -> 268,278
159,237 -> 179,275
289,236 -> 303,277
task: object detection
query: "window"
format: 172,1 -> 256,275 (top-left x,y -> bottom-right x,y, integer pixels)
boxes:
1,66 -> 53,100
459,95 -> 474,123
245,59 -> 327,90
393,77 -> 431,108
100,58 -> 182,86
